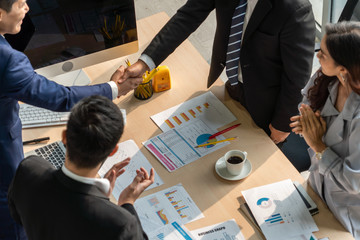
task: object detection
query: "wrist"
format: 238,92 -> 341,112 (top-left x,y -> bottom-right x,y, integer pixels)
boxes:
138,59 -> 150,72
312,142 -> 326,153
118,199 -> 135,206
314,145 -> 327,160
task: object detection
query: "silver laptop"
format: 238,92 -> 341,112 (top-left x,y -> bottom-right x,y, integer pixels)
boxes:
25,141 -> 66,169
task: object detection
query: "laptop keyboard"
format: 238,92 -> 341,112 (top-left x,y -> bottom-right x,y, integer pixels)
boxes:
34,141 -> 66,169
19,104 -> 70,129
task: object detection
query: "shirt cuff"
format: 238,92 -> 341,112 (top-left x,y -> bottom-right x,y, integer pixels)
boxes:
107,81 -> 118,100
318,147 -> 338,175
139,54 -> 156,71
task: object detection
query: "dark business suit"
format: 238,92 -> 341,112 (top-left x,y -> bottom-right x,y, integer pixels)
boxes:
8,156 -> 147,240
143,0 -> 315,134
0,36 -> 112,239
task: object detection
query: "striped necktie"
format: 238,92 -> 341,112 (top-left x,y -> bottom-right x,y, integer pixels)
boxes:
226,0 -> 248,86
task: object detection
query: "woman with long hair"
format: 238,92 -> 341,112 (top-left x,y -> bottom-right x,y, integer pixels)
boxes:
290,21 -> 360,238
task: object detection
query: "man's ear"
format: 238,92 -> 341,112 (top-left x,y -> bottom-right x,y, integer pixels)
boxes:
108,144 -> 119,157
61,130 -> 67,146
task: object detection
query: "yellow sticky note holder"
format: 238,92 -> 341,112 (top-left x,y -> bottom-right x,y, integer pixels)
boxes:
152,66 -> 171,92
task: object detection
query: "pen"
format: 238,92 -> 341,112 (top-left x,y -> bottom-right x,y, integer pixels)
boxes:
125,59 -> 131,67
208,123 -> 241,140
194,137 -> 237,148
23,137 -> 50,145
143,68 -> 159,83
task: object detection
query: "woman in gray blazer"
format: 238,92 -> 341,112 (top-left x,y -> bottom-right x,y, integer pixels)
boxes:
290,21 -> 360,238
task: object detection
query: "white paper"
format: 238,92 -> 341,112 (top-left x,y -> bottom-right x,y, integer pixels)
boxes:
98,140 -> 163,200
191,219 -> 245,240
144,119 -> 229,172
288,233 -> 318,240
149,221 -> 194,240
151,92 -> 237,132
241,179 -> 318,240
134,184 -> 204,234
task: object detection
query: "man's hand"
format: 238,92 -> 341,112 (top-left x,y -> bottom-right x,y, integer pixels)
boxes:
110,65 -> 143,97
118,167 -> 154,206
298,104 -> 326,153
123,59 -> 150,82
104,158 -> 130,198
269,124 -> 290,144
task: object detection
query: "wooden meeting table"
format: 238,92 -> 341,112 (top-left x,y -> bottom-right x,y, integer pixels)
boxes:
23,12 -> 354,240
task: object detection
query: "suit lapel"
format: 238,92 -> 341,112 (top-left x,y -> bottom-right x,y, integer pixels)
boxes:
243,0 -> 272,45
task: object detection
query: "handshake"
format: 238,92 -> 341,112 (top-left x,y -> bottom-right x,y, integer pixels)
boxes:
110,59 -> 150,97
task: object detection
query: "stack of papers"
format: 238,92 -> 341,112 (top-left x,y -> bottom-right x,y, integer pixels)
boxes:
144,119 -> 230,172
145,92 -> 238,172
241,179 -> 319,240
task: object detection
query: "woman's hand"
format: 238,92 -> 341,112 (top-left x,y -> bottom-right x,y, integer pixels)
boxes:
299,104 -> 327,153
289,115 -> 302,134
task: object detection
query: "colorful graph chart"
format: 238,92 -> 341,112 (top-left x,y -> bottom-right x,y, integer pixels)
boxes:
257,197 -> 272,209
165,190 -> 189,219
156,210 -> 169,224
164,103 -> 210,129
195,133 -> 218,148
264,213 -> 285,226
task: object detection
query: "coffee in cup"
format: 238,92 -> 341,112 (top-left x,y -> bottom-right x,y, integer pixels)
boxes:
225,150 -> 247,175
227,156 -> 244,164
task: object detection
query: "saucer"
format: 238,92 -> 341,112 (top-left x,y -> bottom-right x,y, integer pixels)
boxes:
215,157 -> 252,181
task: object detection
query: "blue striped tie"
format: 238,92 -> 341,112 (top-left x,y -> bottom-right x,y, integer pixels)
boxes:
226,0 -> 248,86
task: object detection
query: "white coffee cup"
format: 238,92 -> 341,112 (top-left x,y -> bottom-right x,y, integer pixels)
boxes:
225,150 -> 247,175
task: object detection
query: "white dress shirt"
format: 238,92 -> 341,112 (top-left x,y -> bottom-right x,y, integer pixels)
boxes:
61,165 -> 110,196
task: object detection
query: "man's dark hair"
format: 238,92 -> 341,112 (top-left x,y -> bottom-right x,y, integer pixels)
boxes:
0,0 -> 16,12
66,95 -> 124,168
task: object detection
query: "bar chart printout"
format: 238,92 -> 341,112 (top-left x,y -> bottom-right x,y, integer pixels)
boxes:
241,179 -> 318,240
144,119 -> 229,172
151,91 -> 237,132
134,184 -> 204,235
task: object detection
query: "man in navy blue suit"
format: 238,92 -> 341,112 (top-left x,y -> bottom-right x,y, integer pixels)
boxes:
0,1 -> 142,239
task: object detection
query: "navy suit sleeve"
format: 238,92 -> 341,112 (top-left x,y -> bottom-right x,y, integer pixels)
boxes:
7,180 -> 21,225
143,0 -> 215,66
1,47 -> 112,111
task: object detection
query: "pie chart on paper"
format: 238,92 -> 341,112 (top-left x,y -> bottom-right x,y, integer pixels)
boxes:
257,197 -> 272,209
196,134 -> 217,148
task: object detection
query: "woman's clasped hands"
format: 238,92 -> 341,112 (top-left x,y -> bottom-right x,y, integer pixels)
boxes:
290,104 -> 327,153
